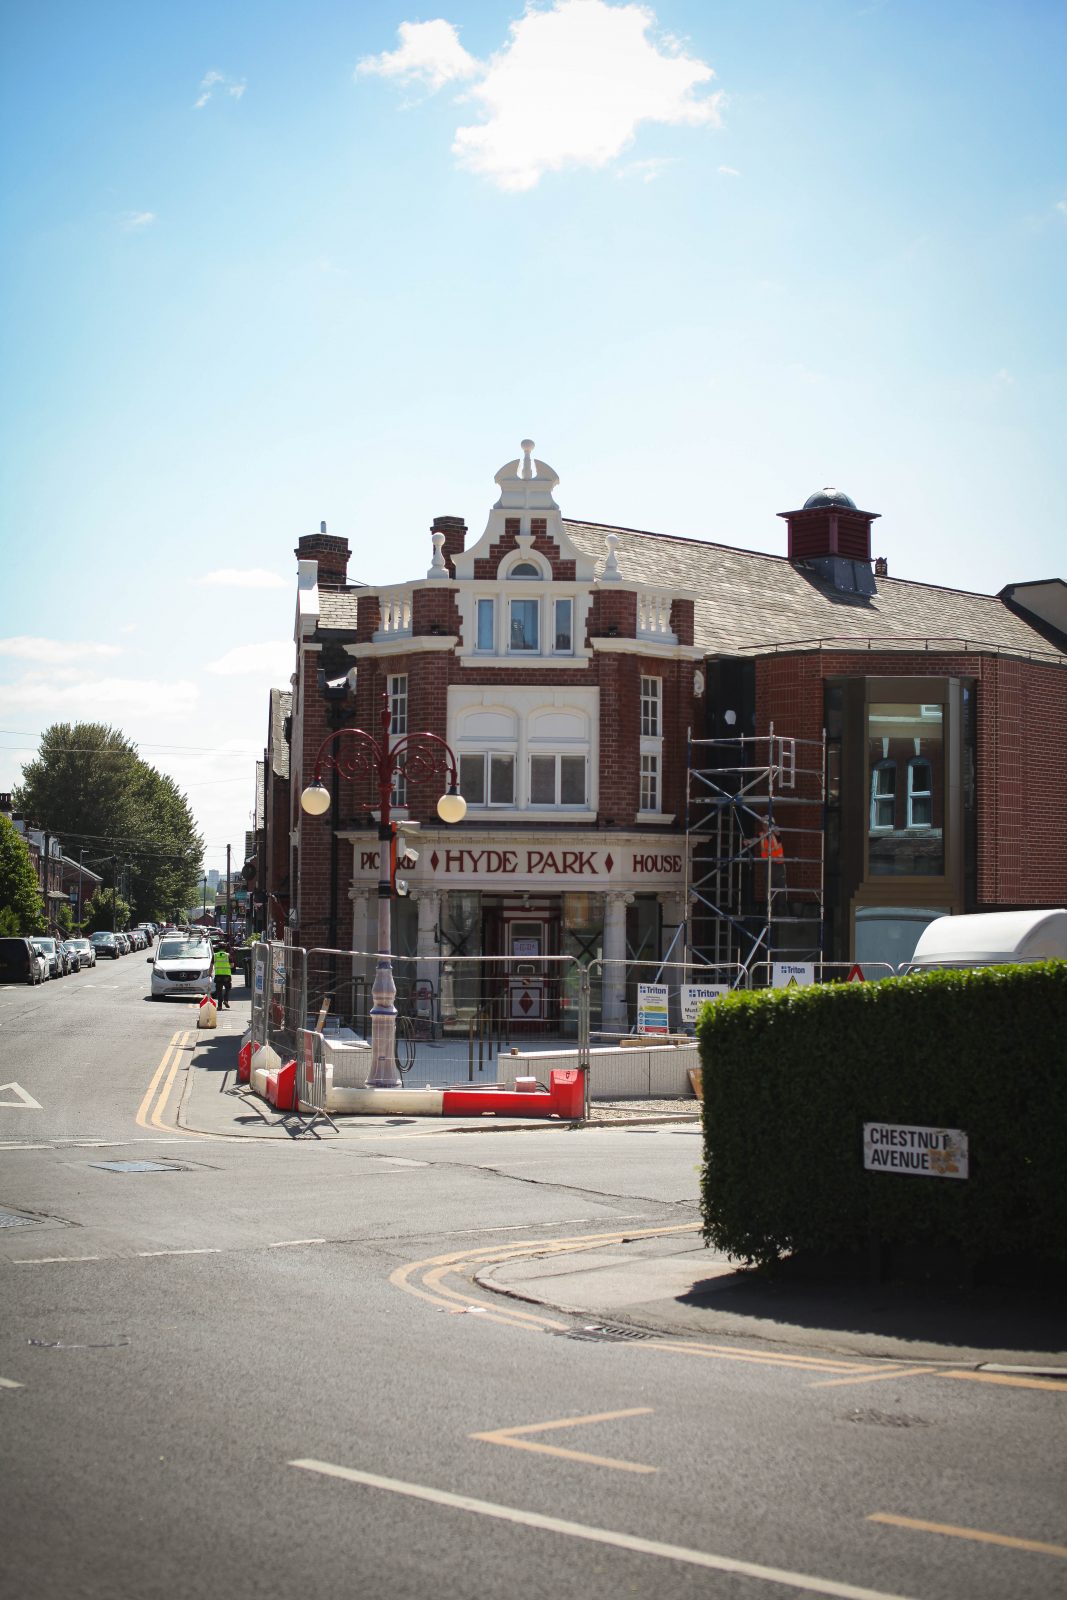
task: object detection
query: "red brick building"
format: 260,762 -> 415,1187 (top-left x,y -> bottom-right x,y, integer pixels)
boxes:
267,445 -> 1066,1014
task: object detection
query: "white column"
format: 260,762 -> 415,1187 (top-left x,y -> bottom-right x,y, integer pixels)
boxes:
601,891 -> 633,1036
412,890 -> 441,1030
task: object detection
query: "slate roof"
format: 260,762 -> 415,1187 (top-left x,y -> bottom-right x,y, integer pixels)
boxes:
564,521 -> 1064,662
318,590 -> 362,633
269,689 -> 292,779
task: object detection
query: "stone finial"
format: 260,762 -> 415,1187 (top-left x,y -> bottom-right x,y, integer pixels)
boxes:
426,529 -> 449,580
601,531 -> 622,582
521,439 -> 535,479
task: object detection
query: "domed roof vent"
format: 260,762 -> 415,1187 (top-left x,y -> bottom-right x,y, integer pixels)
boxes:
802,487 -> 857,511
778,486 -> 881,596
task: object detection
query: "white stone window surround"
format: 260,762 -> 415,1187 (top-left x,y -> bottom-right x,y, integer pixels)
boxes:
457,543 -> 594,666
638,675 -> 663,816
449,685 -> 598,818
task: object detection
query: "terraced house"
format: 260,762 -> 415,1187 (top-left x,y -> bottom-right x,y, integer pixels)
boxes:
262,441 -> 1066,1030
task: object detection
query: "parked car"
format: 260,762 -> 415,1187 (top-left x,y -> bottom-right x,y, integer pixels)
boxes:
0,936 -> 48,985
90,932 -> 121,960
66,938 -> 96,969
58,942 -> 80,975
149,934 -> 214,1001
114,932 -> 131,955
30,942 -> 52,980
33,936 -> 64,979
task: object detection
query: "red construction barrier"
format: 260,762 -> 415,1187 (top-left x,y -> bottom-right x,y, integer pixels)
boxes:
237,1040 -> 254,1083
441,1069 -> 584,1120
265,1059 -> 297,1111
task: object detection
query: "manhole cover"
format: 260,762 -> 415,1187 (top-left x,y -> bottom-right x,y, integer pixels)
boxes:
89,1161 -> 187,1174
0,1207 -> 39,1229
556,1324 -> 656,1343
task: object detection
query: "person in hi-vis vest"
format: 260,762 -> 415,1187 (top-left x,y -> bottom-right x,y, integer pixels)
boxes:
213,944 -> 233,1009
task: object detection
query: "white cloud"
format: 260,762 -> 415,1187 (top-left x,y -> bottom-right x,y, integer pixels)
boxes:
452,0 -> 722,190
207,642 -> 293,678
2,676 -> 198,717
617,156 -> 674,182
119,210 -> 156,231
362,1 -> 722,191
1056,199 -> 1067,216
194,68 -> 246,109
718,164 -> 740,176
357,18 -> 480,92
0,636 -> 120,663
197,568 -> 288,591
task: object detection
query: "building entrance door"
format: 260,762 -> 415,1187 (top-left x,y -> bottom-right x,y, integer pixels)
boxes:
508,917 -> 547,1024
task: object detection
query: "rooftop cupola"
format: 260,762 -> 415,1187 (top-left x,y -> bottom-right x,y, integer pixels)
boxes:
778,487 -> 881,596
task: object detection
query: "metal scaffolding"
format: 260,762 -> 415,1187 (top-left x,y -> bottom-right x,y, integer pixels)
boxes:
685,726 -> 826,979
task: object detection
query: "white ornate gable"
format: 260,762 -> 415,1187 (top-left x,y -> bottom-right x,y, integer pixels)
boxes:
452,440 -> 598,581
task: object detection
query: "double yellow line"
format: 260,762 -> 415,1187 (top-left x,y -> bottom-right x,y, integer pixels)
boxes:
136,1030 -> 193,1130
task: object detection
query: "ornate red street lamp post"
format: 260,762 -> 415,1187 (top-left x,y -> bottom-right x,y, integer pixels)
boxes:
300,694 -> 466,1088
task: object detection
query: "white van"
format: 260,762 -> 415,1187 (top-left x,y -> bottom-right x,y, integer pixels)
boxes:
907,909 -> 1067,971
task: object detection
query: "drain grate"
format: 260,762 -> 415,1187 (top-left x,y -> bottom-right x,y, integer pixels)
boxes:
89,1160 -> 188,1174
556,1323 -> 657,1343
0,1207 -> 40,1229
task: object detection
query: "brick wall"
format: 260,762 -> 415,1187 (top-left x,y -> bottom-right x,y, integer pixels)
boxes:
756,649 -> 1067,907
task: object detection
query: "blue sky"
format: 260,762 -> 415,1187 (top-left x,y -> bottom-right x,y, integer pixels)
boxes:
2,0 -> 1064,869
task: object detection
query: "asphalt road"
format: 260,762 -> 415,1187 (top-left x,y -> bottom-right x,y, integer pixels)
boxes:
0,955 -> 1064,1600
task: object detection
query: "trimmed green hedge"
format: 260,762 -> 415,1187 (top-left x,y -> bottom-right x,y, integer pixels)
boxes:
696,963 -> 1067,1268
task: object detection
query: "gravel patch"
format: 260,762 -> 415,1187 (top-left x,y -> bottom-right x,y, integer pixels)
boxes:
587,1098 -> 701,1122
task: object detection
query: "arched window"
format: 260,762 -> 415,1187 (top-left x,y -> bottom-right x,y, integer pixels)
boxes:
509,561 -> 540,577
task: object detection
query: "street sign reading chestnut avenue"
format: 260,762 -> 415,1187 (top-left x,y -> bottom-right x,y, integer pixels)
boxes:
863,1123 -> 969,1179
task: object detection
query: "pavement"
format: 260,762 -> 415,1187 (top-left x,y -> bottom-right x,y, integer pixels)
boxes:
178,996 -> 1067,1375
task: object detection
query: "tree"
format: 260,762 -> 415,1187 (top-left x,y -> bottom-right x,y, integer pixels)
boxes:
14,721 -> 204,921
16,724 -> 141,847
0,815 -> 45,934
83,889 -> 131,934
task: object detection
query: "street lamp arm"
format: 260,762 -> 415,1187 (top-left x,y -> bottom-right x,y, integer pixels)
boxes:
308,726 -> 385,788
386,731 -> 461,793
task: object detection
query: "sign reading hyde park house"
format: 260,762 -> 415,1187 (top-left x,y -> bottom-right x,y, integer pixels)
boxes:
347,833 -> 686,891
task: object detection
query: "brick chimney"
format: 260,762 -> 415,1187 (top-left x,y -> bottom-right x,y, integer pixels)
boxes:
431,515 -> 467,577
295,521 -> 350,589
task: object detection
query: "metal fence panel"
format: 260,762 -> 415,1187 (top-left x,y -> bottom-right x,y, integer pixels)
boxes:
747,959 -> 898,990
295,1027 -> 329,1116
589,957 -> 745,1043
302,948 -> 585,1091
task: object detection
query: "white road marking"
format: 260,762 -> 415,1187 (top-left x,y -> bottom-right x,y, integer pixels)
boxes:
14,1256 -> 103,1265
135,1248 -> 221,1258
0,1082 -> 43,1109
0,1376 -> 25,1389
268,1238 -> 327,1248
290,1461 -> 921,1600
